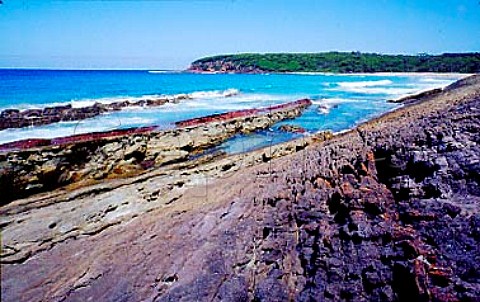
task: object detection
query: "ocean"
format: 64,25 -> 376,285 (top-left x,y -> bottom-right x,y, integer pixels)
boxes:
0,69 -> 462,153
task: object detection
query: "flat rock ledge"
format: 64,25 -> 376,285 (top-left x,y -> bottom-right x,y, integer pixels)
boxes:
1,76 -> 480,302
0,99 -> 311,203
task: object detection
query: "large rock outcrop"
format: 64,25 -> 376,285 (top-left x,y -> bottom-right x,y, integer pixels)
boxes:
1,76 -> 479,302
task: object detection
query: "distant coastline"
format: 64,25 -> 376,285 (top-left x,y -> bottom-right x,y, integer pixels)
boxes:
188,52 -> 480,74
286,71 -> 475,77
0,68 -> 180,72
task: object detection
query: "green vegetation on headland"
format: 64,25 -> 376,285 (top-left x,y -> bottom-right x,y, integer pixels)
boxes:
188,52 -> 480,73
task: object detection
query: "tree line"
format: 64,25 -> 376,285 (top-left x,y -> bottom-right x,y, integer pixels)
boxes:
191,52 -> 480,73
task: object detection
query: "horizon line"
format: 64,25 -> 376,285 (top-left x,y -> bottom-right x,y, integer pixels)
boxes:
2,51 -> 479,71
0,67 -> 184,71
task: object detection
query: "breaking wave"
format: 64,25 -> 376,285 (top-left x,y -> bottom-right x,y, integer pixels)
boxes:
327,79 -> 421,95
0,115 -> 157,145
311,98 -> 362,115
336,79 -> 393,88
1,89 -> 241,111
188,88 -> 239,99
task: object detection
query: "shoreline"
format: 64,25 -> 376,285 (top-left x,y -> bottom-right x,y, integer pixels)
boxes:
1,75 -> 479,301
1,76 -> 475,203
186,69 -> 476,78
286,71 -> 475,77
0,72 -> 461,146
0,99 -> 312,202
0,78 -> 464,198
316,76 -> 470,139
2,68 -> 476,78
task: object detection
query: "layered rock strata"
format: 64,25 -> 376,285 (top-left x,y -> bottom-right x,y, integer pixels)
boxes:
0,131 -> 334,266
0,99 -> 311,203
1,76 -> 480,302
175,99 -> 311,128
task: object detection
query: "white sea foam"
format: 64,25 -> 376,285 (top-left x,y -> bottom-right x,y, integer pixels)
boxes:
388,78 -> 455,101
311,98 -> 356,106
328,79 -> 420,95
420,78 -> 449,83
311,98 -> 359,115
336,79 -> 393,88
0,115 -> 156,145
227,93 -> 292,103
188,88 -> 240,99
164,92 -> 293,112
419,77 -> 461,86
317,106 -> 330,115
68,89 -> 240,108
350,87 -> 418,95
330,84 -> 419,95
124,92 -> 292,117
148,70 -> 169,74
336,77 -> 459,96
0,90 -> 352,144
170,99 -> 274,112
0,89 -> 242,111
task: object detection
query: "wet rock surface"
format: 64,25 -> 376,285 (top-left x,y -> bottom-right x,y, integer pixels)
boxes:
0,99 -> 310,203
278,124 -> 307,134
0,90 -> 239,130
1,76 -> 480,301
175,99 -> 311,128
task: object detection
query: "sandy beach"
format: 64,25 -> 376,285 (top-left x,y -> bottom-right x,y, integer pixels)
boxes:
288,71 -> 475,78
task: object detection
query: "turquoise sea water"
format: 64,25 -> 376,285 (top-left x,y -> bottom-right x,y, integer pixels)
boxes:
0,70 -> 462,153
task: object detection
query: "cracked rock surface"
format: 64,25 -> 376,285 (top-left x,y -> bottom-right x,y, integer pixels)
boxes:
0,99 -> 311,203
1,76 -> 480,301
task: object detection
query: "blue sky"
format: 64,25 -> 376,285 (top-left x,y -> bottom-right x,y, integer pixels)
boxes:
0,0 -> 479,69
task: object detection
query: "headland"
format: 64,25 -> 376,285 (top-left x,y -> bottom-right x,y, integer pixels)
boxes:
188,52 -> 480,74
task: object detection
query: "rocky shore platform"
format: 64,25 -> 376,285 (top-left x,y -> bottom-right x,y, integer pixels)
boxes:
1,76 -> 480,301
0,99 -> 311,203
0,89 -> 239,130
